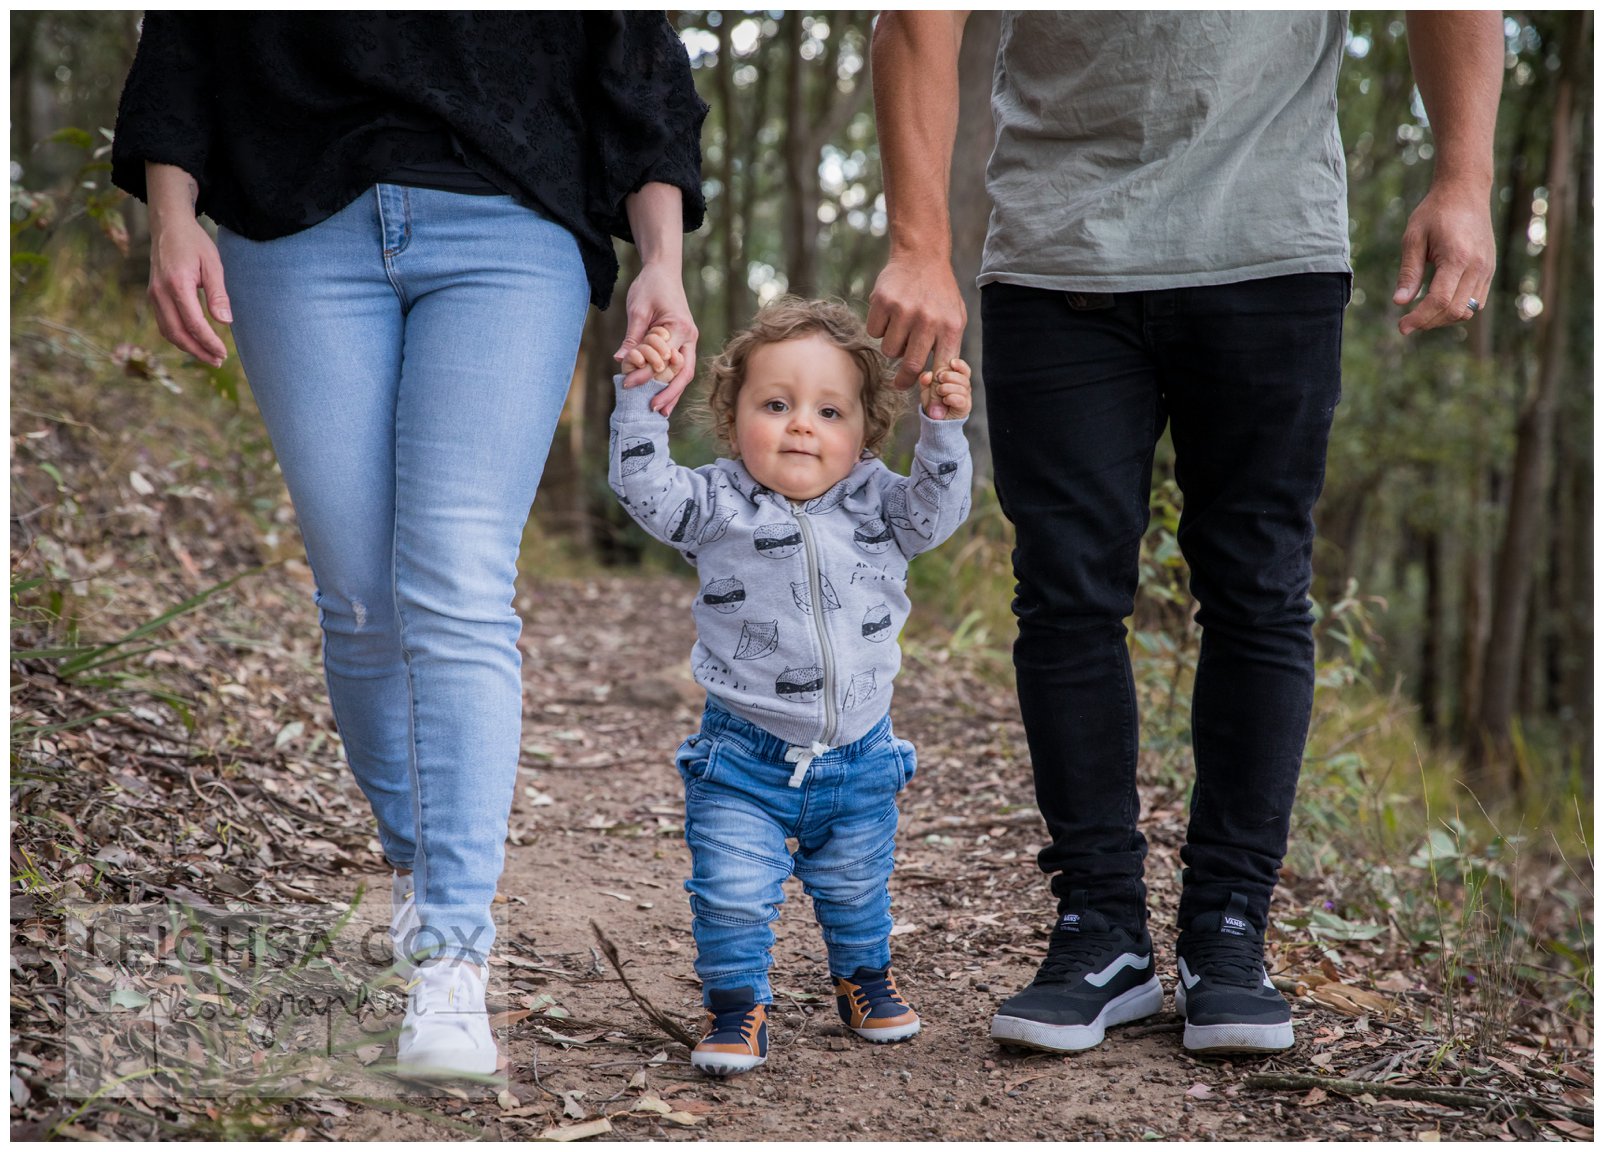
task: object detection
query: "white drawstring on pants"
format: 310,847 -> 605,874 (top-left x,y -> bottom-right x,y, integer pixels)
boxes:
784,741 -> 831,788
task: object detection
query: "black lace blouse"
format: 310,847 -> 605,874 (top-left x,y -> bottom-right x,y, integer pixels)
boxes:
111,13 -> 707,308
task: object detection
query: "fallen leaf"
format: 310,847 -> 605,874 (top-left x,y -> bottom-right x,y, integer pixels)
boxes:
1299,1087 -> 1328,1108
1308,982 -> 1392,1017
1185,1083 -> 1213,1099
631,1095 -> 670,1115
661,1112 -> 702,1127
536,1118 -> 613,1142
488,1008 -> 533,1029
561,1090 -> 587,1119
498,1089 -> 521,1110
108,988 -> 150,1010
1547,1120 -> 1592,1141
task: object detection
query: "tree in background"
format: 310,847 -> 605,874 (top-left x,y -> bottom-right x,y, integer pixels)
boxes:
9,11 -> 1594,796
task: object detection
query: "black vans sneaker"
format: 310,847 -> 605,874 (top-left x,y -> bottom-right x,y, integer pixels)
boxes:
990,895 -> 1162,1052
1174,893 -> 1294,1054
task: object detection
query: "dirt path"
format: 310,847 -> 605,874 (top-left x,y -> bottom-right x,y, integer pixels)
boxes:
333,575 -> 1489,1142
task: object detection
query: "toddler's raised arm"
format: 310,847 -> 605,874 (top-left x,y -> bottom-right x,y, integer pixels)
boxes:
608,377 -> 718,555
869,411 -> 973,559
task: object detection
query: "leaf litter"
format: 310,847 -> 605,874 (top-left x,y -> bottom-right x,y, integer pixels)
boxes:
9,323 -> 1592,1141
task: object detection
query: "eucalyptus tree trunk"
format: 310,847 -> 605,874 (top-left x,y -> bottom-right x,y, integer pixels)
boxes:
1471,11 -> 1589,793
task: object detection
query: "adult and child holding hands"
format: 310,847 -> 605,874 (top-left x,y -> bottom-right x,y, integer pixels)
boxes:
112,12 -> 1501,1078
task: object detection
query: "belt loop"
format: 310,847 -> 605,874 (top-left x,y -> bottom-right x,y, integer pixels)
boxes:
783,741 -> 830,788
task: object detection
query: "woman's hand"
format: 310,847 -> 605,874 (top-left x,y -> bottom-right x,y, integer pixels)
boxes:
145,162 -> 230,366
620,325 -> 685,385
616,182 -> 697,413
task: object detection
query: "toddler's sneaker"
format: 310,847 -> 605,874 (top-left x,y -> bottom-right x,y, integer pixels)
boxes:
691,987 -> 768,1077
834,966 -> 921,1042
1174,892 -> 1294,1054
396,959 -> 499,1077
990,894 -> 1162,1052
388,870 -> 420,972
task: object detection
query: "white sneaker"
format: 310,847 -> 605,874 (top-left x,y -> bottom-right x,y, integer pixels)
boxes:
396,960 -> 499,1077
388,871 -> 420,973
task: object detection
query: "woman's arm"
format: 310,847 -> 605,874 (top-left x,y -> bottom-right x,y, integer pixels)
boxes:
111,15 -> 229,365
145,161 -> 231,366
617,182 -> 698,412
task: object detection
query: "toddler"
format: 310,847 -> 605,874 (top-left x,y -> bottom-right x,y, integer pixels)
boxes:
608,298 -> 973,1076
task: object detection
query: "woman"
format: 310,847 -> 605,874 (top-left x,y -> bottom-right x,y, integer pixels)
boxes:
112,13 -> 706,1077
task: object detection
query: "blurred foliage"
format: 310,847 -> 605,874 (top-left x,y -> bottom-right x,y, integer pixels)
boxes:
8,11 -> 1593,787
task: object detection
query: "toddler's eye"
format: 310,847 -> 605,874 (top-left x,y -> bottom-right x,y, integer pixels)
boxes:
764,400 -> 788,413
820,407 -> 841,420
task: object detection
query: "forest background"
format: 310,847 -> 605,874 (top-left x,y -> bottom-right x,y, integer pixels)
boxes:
8,9 -> 1595,1138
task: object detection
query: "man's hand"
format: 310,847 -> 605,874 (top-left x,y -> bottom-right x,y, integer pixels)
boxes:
867,255 -> 967,394
1393,178 -> 1497,335
919,356 -> 972,421
869,12 -> 969,391
1395,12 -> 1502,336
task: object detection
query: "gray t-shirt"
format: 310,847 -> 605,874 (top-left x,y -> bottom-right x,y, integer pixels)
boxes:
979,11 -> 1351,292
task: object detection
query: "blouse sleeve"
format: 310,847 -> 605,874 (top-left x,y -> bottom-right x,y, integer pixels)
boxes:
586,12 -> 709,244
111,13 -> 215,210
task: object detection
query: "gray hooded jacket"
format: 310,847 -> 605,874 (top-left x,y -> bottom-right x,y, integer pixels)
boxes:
609,377 -> 972,749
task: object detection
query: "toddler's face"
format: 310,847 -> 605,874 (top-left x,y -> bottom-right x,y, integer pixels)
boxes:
732,334 -> 867,501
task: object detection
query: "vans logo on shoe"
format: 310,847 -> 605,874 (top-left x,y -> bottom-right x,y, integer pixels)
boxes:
1223,916 -> 1249,936
1178,958 -> 1202,989
1084,951 -> 1151,988
1058,912 -> 1082,932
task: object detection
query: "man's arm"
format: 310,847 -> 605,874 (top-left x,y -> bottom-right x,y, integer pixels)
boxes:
1394,11 -> 1504,335
867,11 -> 970,396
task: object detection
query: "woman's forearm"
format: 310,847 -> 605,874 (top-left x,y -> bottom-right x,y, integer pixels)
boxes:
145,161 -> 201,222
624,181 -> 684,268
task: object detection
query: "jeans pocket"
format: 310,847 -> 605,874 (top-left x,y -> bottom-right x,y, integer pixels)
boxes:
893,739 -> 918,792
675,733 -> 718,792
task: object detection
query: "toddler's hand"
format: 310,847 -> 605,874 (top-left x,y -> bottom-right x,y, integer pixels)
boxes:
919,357 -> 972,420
621,325 -> 683,386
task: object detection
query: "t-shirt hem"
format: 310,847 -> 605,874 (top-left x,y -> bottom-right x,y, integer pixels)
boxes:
977,255 -> 1352,294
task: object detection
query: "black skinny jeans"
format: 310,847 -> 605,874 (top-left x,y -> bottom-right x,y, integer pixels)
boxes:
981,274 -> 1347,936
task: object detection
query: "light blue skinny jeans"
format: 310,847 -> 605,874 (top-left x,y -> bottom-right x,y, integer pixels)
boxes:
676,700 -> 918,1006
218,186 -> 590,964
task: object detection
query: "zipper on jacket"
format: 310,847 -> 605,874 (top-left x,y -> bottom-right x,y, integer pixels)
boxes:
792,504 -> 837,745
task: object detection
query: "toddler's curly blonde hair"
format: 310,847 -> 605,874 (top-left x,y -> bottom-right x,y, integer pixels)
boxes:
701,297 -> 906,457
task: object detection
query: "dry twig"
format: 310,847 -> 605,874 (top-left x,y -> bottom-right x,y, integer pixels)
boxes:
1245,1072 -> 1594,1126
589,921 -> 699,1050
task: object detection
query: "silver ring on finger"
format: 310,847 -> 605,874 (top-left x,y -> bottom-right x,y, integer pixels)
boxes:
1465,297 -> 1481,316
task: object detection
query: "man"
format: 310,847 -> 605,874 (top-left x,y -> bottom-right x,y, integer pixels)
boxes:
869,12 -> 1501,1054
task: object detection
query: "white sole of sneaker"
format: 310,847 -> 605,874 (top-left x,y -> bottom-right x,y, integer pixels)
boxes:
990,975 -> 1163,1052
1173,984 -> 1294,1053
691,1052 -> 766,1076
849,1019 -> 921,1043
396,1046 -> 500,1078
